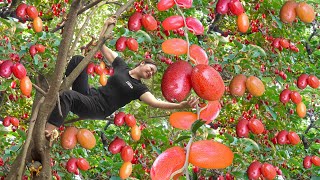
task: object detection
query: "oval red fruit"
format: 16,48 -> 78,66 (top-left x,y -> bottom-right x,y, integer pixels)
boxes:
236,118 -> 249,138
279,89 -> 291,104
35,44 -> 45,53
290,91 -> 302,104
162,38 -> 188,56
10,117 -> 19,127
311,156 -> 320,166
157,0 -> 175,11
121,145 -> 134,162
199,101 -> 221,124
126,38 -> 139,52
115,37 -> 127,52
162,15 -> 184,31
20,76 -> 32,96
16,3 -> 28,20
108,137 -> 126,154
29,45 -> 37,57
86,62 -> 95,75
0,60 -> 14,78
26,5 -> 38,19
261,163 -> 276,180
114,112 -> 126,126
280,39 -> 289,49
287,131 -> 300,145
189,44 -> 208,65
247,161 -> 262,180
124,114 -> 136,127
307,75 -> 319,88
76,158 -> 90,171
141,14 -> 157,31
176,0 -> 193,9
228,0 -> 244,16
237,13 -> 249,33
128,12 -> 142,31
216,0 -> 231,14
12,63 -> 27,79
297,74 -> 309,89
3,116 -> 11,127
66,158 -> 78,173
277,130 -> 289,145
248,119 -> 264,134
303,156 -> 312,169
186,17 -> 204,35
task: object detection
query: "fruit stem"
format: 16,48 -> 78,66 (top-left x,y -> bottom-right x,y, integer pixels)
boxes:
173,0 -> 190,62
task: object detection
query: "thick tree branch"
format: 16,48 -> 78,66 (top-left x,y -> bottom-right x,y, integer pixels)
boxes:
302,111 -> 317,150
305,20 -> 319,55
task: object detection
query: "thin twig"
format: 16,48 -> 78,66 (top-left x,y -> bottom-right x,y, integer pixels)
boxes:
64,117 -> 113,124
32,83 -> 47,96
57,92 -> 62,117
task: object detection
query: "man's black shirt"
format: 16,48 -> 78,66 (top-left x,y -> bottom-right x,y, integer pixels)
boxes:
98,57 -> 149,115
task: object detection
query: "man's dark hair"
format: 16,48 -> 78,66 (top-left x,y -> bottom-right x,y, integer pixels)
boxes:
135,58 -> 157,68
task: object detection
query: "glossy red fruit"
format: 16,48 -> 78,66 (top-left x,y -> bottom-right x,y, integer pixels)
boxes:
248,119 -> 264,134
216,0 -> 231,14
186,17 -> 204,35
26,5 -> 38,19
272,38 -> 281,49
290,91 -> 302,104
114,112 -> 126,126
29,45 -> 37,57
280,39 -> 289,49
176,0 -> 193,9
169,112 -> 197,130
77,129 -> 96,150
10,117 -> 19,127
311,156 -> 320,166
61,126 -> 78,150
86,62 -> 95,75
296,102 -> 306,118
20,76 -> 32,96
157,0 -> 175,11
76,158 -> 90,171
237,13 -> 249,33
126,38 -> 139,52
307,75 -> 319,88
35,44 -> 45,53
3,116 -> 11,127
261,163 -> 276,180
297,74 -> 309,89
189,44 -> 208,65
228,0 -> 244,16
94,65 -> 104,75
279,89 -> 291,104
66,158 -> 78,173
121,145 -> 134,162
236,118 -> 249,138
162,38 -> 188,56
280,1 -> 297,23
128,12 -> 142,31
277,130 -> 289,145
247,161 -> 262,180
115,37 -> 127,52
16,3 -> 28,20
229,74 -> 247,96
199,101 -> 221,124
124,114 -> 136,127
161,61 -> 192,102
191,64 -> 225,101
287,131 -> 300,145
162,15 -> 184,31
141,14 -> 157,31
303,156 -> 312,169
0,60 -> 14,78
12,63 -> 27,79
108,137 -> 126,154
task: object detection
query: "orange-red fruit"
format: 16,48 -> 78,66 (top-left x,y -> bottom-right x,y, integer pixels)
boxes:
297,74 -> 309,89
77,129 -> 96,149
236,118 -> 249,138
248,119 -> 264,134
162,15 -> 184,31
3,116 -> 11,127
33,17 -> 43,33
131,125 -> 141,141
296,102 -> 306,118
290,91 -> 302,104
10,117 -> 19,127
157,0 -> 175,11
247,161 -> 262,180
311,156 -> 320,166
296,2 -> 315,23
126,38 -> 138,52
261,163 -> 276,180
189,44 -> 208,65
191,64 -> 225,101
99,74 -> 107,86
61,126 -> 78,150
189,140 -> 234,169
303,156 -> 312,169
186,17 -> 204,35
280,1 -> 298,23
169,112 -> 197,130
16,3 -> 28,20
162,38 -> 188,56
141,14 -> 157,31
35,44 -> 45,53
280,39 -> 290,48
150,146 -> 186,180
20,76 -> 32,96
307,75 -> 319,88
287,131 -> 300,145
76,158 -> 90,171
237,13 -> 249,33
26,5 -> 38,19
199,100 -> 221,124
125,114 -> 136,127
121,145 -> 134,162
119,162 -> 132,179
246,76 -> 265,97
277,130 -> 289,145
229,74 -> 247,96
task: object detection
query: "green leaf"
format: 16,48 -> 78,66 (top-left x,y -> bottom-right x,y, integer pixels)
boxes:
110,176 -> 122,180
241,138 -> 260,152
17,129 -> 27,140
264,104 -> 277,120
150,143 -> 162,155
270,13 -> 282,29
174,135 -> 191,144
248,44 -> 266,57
234,40 -> 243,49
34,55 -> 39,65
191,120 -> 206,135
0,18 -> 11,27
136,30 -> 152,43
224,133 -> 234,143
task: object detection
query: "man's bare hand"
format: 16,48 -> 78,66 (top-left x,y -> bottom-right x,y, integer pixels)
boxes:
179,96 -> 199,108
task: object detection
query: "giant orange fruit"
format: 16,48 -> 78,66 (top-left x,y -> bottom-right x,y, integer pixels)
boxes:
150,146 -> 186,180
61,126 -> 78,150
189,44 -> 208,65
280,1 -> 298,23
191,64 -> 225,101
119,162 -> 132,179
169,112 -> 197,130
296,102 -> 306,118
32,17 -> 43,33
77,129 -> 96,149
199,101 -> 221,124
246,76 -> 265,97
162,38 -> 188,56
296,2 -> 315,23
20,76 -> 32,96
189,140 -> 234,169
237,13 -> 249,33
229,74 -> 247,96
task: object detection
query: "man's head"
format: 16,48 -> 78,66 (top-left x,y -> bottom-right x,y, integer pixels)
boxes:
135,59 -> 157,79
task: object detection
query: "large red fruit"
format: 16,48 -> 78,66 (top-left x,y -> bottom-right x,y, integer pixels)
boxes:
162,38 -> 188,56
311,156 -> 320,166
287,131 -> 300,145
169,112 -> 197,130
115,37 -> 127,52
9,117 -> 18,127
297,74 -> 309,89
237,13 -> 249,33
189,44 -> 208,65
248,119 -> 264,134
128,12 -> 142,31
20,76 -> 32,96
121,145 -> 134,162
307,75 -> 319,88
261,163 -> 276,180
29,45 -> 37,57
35,44 -> 45,53
61,126 -> 78,150
141,14 -> 157,31
150,146 -> 186,180
189,140 -> 233,169
199,101 -> 221,124
124,114 -> 136,127
12,63 -> 27,79
290,91 -> 302,104
228,0 -> 244,15
229,74 -> 247,96
280,1 -> 298,23
176,0 -> 193,9
303,156 -> 312,169
0,60 -> 14,78
277,130 -> 289,145
191,64 -> 225,101
186,17 -> 204,35
236,118 -> 249,138
108,136 -> 126,154
279,89 -> 291,104
216,0 -> 231,14
66,158 -> 78,173
26,5 -> 38,19
76,158 -> 90,171
86,63 -> 95,75
247,161 -> 262,180
157,0 -> 175,11
3,116 -> 11,127
162,15 -> 184,31
126,38 -> 139,52
114,112 -> 126,126
161,61 -> 192,102
16,3 -> 28,20
77,129 -> 96,149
